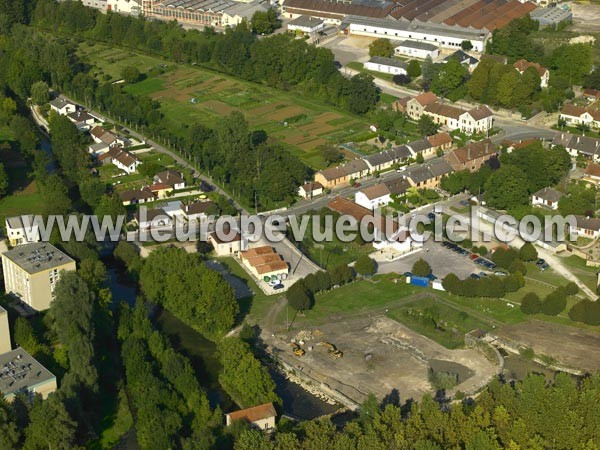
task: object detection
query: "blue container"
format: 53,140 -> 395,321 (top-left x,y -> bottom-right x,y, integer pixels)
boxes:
410,276 -> 430,287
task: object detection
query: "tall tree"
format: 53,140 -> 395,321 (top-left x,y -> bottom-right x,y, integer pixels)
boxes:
368,38 -> 394,57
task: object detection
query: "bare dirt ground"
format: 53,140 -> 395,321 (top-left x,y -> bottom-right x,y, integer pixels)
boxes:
496,320 -> 600,372
266,316 -> 498,405
568,2 -> 600,33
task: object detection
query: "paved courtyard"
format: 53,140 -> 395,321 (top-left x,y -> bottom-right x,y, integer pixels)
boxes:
374,239 -> 484,279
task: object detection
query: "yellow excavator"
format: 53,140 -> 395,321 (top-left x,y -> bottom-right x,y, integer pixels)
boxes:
319,341 -> 344,358
290,343 -> 305,357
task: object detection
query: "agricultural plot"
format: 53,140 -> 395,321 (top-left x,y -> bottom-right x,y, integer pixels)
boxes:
78,43 -> 373,169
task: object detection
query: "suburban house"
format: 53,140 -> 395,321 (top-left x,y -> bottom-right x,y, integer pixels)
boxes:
444,139 -> 496,172
287,15 -> 324,34
443,50 -> 479,72
149,183 -> 173,199
314,159 -> 369,189
66,111 -> 96,131
49,98 -> 76,116
154,170 -> 186,190
98,147 -> 141,174
570,215 -> 600,239
225,402 -> 277,431
5,215 -> 41,247
183,201 -> 216,222
363,145 -> 412,172
584,162 -> 600,186
355,183 -> 392,210
221,2 -> 269,28
88,142 -> 110,156
328,196 -> 398,238
209,231 -> 243,256
240,246 -> 289,281
459,105 -> 494,134
531,187 -> 564,210
134,208 -> 172,231
406,92 -> 439,120
513,59 -> 550,87
423,102 -> 464,130
559,104 -> 600,130
403,159 -> 453,189
0,306 -> 10,354
90,126 -> 124,147
119,187 -> 155,206
394,40 -> 439,59
426,132 -> 453,154
553,133 -> 600,160
0,348 -> 57,402
1,242 -> 76,312
583,88 -> 600,102
384,177 -> 411,196
406,138 -> 435,159
298,182 -> 324,199
364,56 -> 407,75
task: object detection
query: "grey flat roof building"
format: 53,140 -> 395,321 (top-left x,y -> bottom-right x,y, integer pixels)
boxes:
288,15 -> 324,28
367,56 -> 407,69
395,39 -> 438,52
2,242 -> 75,275
0,348 -> 57,401
530,7 -> 572,27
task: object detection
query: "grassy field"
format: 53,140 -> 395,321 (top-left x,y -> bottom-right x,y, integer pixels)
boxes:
387,297 -> 489,349
77,42 -> 374,170
291,277 -> 421,325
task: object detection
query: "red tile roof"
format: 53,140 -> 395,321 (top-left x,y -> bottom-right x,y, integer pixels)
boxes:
513,59 -> 548,77
226,403 -> 276,423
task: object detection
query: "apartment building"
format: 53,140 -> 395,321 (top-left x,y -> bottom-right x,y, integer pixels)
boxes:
2,243 -> 76,311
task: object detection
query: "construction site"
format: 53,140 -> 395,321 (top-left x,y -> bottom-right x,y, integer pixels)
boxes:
267,315 -> 499,408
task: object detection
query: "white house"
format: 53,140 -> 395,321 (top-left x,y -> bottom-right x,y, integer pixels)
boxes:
49,98 -> 77,116
560,104 -> 600,130
298,182 -> 324,199
183,201 -> 216,222
135,208 -> 173,231
154,170 -> 186,190
364,57 -> 407,75
513,59 -> 550,88
98,147 -> 141,174
225,402 -> 277,431
287,15 -> 325,34
394,40 -> 439,59
107,0 -> 142,15
532,187 -> 564,210
67,111 -> 96,131
569,215 -> 600,240
81,0 -> 108,10
5,215 -> 41,247
355,184 -> 391,210
88,142 -> 110,156
458,105 -> 494,134
373,228 -> 420,255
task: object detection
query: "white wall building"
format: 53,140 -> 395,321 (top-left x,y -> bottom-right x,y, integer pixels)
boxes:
343,16 -> 490,52
49,98 -> 77,116
107,0 -> 142,15
355,184 -> 391,210
394,40 -> 439,59
5,216 -> 41,247
364,56 -> 407,75
287,15 -> 325,34
81,0 -> 108,11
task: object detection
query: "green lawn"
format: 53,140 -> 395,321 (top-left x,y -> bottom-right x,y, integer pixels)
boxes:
0,188 -> 44,226
386,297 -> 489,349
123,77 -> 165,96
292,278 -> 421,325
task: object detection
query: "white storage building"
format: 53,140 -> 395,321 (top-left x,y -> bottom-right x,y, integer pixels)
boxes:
364,56 -> 407,75
394,40 -> 439,59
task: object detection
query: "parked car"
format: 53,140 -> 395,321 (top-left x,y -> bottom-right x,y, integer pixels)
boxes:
494,271 -> 508,276
478,272 -> 488,277
540,263 -> 550,271
469,254 -> 479,261
426,273 -> 438,281
469,274 -> 480,280
427,212 -> 436,221
403,272 -> 412,277
273,284 -> 284,290
536,258 -> 546,266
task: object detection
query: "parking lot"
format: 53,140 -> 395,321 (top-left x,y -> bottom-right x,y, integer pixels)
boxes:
375,239 -> 492,280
